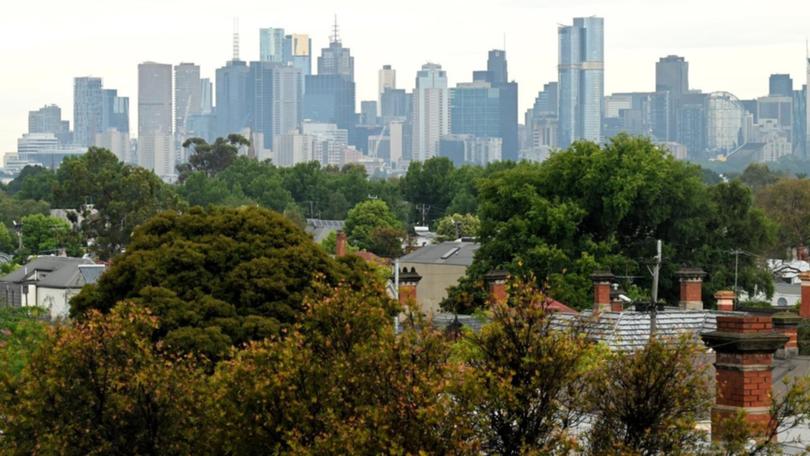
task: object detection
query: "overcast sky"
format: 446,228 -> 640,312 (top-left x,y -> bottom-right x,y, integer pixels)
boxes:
2,0 -> 809,153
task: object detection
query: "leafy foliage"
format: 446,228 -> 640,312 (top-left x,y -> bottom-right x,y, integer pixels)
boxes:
70,206 -> 378,359
20,213 -> 72,255
436,213 -> 481,241
344,199 -> 403,256
178,134 -> 250,181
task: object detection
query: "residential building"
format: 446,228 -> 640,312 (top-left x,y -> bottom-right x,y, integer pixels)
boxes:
302,121 -> 348,166
380,88 -> 410,123
94,129 -> 131,163
558,16 -> 604,148
398,241 -> 479,314
412,63 -> 449,161
138,62 -> 172,136
174,63 -> 201,138
137,133 -> 175,181
73,77 -> 103,147
0,257 -> 105,320
360,101 -> 377,126
677,92 -> 709,159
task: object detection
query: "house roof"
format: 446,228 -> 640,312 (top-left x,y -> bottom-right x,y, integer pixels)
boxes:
399,241 -> 479,267
0,256 -> 103,289
305,218 -> 344,243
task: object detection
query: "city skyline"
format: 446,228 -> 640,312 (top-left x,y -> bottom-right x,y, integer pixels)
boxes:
2,0 -> 810,153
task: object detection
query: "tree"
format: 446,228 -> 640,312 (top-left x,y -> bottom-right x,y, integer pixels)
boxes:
344,199 -> 403,255
436,213 -> 480,241
453,276 -> 599,455
444,135 -> 775,312
401,157 -> 456,224
0,307 -> 47,378
586,336 -> 712,455
0,303 -> 211,455
178,134 -> 249,181
368,226 -> 404,258
209,281 -> 475,454
20,213 -> 71,255
756,178 -> 810,253
0,223 -> 15,253
53,149 -> 184,260
70,206 -> 379,359
739,163 -> 784,190
6,165 -> 56,201
0,191 -> 50,230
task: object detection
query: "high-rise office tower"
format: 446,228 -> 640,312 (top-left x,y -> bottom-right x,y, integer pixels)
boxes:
317,20 -> 354,81
174,63 -> 201,137
412,63 -> 449,161
769,74 -> 793,97
283,34 -> 312,79
806,57 -> 810,156
260,28 -> 285,63
303,74 -> 355,131
215,59 -> 252,138
532,82 -> 558,117
28,104 -> 71,144
558,17 -> 604,148
101,89 -> 129,134
138,62 -> 172,136
378,65 -> 396,114
200,78 -> 213,114
250,61 -> 302,149
73,77 -> 103,147
450,77 -> 518,160
487,50 -> 508,85
138,62 -> 174,179
656,55 -> 689,95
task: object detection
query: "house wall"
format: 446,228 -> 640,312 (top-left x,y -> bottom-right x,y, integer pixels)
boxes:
398,262 -> 467,314
35,287 -> 80,320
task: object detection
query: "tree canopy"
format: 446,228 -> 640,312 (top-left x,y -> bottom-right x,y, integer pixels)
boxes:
344,199 -> 404,256
70,206 -> 382,359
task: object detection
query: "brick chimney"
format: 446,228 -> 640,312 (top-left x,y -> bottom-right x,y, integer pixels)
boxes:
772,312 -> 800,359
398,267 -> 422,306
714,290 -> 736,312
610,284 -> 624,312
800,271 -> 810,318
676,267 -> 706,310
484,270 -> 509,305
335,230 -> 348,257
590,271 -> 614,313
702,315 -> 788,440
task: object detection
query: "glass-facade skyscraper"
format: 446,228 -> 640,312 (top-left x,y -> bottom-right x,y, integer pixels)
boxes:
656,55 -> 689,95
101,89 -> 129,133
260,28 -> 285,63
558,16 -> 604,149
303,74 -> 355,131
174,63 -> 201,138
215,59 -> 252,138
317,36 -> 354,82
250,61 -> 302,149
73,77 -> 103,147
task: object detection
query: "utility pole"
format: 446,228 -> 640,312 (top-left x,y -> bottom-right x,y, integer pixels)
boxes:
416,204 -> 430,227
731,249 -> 743,299
650,239 -> 662,337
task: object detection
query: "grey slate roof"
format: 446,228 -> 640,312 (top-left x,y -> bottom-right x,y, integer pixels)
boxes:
0,256 -> 102,289
305,219 -> 344,243
399,241 -> 479,267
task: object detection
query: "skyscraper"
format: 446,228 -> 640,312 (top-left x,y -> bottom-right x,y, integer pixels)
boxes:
656,55 -> 689,95
412,63 -> 449,161
283,34 -> 312,80
200,78 -> 213,114
138,62 -> 172,136
260,28 -> 285,63
28,104 -> 71,144
73,77 -> 103,147
250,61 -> 302,149
378,65 -> 396,114
303,74 -> 355,131
769,74 -> 793,97
138,62 -> 174,180
174,63 -> 201,138
806,57 -> 810,157
487,50 -> 507,85
450,77 -> 517,161
558,17 -> 604,148
215,59 -> 252,138
317,20 -> 354,82
101,89 -> 129,134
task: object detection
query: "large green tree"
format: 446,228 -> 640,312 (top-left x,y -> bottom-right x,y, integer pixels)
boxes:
177,134 -> 249,181
344,199 -> 403,256
70,206 -> 380,359
53,148 -> 183,259
20,213 -> 71,255
445,135 -> 774,312
755,178 -> 810,253
401,157 -> 456,224
6,165 -> 56,201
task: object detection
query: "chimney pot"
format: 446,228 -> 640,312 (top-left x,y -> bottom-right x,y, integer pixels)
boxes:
714,290 -> 736,312
484,270 -> 510,305
799,271 -> 810,318
335,230 -> 348,257
675,267 -> 706,310
590,271 -> 614,313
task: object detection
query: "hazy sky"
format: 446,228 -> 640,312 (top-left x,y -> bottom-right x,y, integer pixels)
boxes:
2,0 -> 809,153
